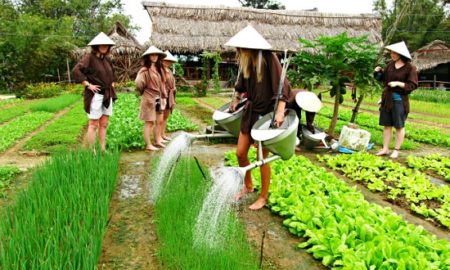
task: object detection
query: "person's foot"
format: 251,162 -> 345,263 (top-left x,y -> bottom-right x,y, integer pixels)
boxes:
248,197 -> 267,210
162,136 -> 171,141
295,146 -> 302,152
390,149 -> 400,159
145,145 -> 159,152
234,187 -> 254,201
161,139 -> 169,144
155,142 -> 166,148
376,149 -> 390,156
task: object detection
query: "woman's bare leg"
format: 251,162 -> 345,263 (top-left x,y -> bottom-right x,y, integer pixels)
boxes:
376,126 -> 392,156
87,119 -> 99,149
144,121 -> 158,151
249,148 -> 270,210
390,127 -> 405,158
98,115 -> 109,151
235,132 -> 253,200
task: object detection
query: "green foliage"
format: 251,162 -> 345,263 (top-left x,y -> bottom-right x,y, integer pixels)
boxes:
226,153 -> 450,269
166,110 -> 198,132
319,152 -> 450,228
0,149 -> 120,269
63,83 -> 85,95
0,165 -> 21,197
409,88 -> 450,104
18,83 -> 64,99
407,154 -> 450,181
0,0 -> 135,89
24,102 -> 86,153
30,94 -> 79,112
0,111 -> 54,153
288,33 -> 381,134
154,157 -> 259,269
201,52 -> 222,92
238,0 -> 285,9
373,0 -> 447,50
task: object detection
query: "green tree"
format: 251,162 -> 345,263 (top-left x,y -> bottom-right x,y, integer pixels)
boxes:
238,0 -> 285,10
0,0 -> 135,92
373,0 -> 447,50
288,33 -> 380,136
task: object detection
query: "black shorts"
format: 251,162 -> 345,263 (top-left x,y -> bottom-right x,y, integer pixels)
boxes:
379,101 -> 408,128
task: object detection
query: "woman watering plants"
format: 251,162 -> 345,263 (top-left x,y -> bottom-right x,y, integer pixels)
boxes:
227,25 -> 291,210
161,50 -> 178,141
135,46 -> 167,151
73,32 -> 117,152
374,41 -> 418,159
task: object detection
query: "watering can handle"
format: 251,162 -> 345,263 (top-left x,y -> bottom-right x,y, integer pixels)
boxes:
270,50 -> 290,129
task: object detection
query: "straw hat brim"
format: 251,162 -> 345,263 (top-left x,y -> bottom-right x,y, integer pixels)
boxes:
87,32 -> 115,46
295,91 -> 322,112
385,41 -> 411,59
224,25 -> 272,50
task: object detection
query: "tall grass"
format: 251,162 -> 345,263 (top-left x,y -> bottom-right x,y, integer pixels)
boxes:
409,88 -> 450,104
154,158 -> 259,269
24,102 -> 87,153
0,150 -> 120,269
30,94 -> 79,113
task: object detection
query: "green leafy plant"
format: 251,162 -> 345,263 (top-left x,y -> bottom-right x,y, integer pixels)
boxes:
0,165 -> 21,197
30,94 -> 79,113
18,83 -> 64,99
407,154 -> 450,181
288,33 -> 380,135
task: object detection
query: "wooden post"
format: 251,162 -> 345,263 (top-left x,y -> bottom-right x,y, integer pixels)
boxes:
66,58 -> 71,83
57,68 -> 61,82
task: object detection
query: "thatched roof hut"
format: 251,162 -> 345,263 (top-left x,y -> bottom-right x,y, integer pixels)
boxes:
72,22 -> 143,82
412,40 -> 450,72
142,2 -> 382,53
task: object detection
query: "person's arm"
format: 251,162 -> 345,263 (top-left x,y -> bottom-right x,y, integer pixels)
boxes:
230,73 -> 245,111
387,65 -> 418,95
73,54 -> 100,93
135,68 -> 147,94
269,53 -> 290,127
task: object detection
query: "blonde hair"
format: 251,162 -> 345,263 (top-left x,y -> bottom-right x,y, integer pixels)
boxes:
238,48 -> 265,82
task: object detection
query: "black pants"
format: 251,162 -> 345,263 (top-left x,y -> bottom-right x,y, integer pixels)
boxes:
287,101 -> 316,134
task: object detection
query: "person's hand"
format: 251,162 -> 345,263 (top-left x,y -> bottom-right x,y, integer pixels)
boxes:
388,81 -> 405,88
230,99 -> 239,112
87,84 -> 101,93
374,66 -> 382,72
273,111 -> 285,128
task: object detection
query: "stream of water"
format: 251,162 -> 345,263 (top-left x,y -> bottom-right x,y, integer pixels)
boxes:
193,167 -> 243,249
150,132 -> 192,202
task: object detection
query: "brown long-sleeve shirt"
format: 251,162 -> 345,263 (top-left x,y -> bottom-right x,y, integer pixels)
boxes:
376,61 -> 418,114
165,69 -> 176,110
235,51 -> 291,133
135,67 -> 165,101
73,53 -> 117,113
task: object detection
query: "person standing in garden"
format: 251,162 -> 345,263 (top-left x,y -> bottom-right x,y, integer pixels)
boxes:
374,41 -> 418,159
73,32 -> 117,152
161,50 -> 178,141
227,25 -> 290,210
135,46 -> 167,151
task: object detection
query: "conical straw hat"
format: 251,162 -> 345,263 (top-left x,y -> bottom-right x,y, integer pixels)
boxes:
142,46 -> 166,57
225,25 -> 272,50
385,41 -> 411,59
295,91 -> 322,112
163,50 -> 178,62
87,32 -> 115,46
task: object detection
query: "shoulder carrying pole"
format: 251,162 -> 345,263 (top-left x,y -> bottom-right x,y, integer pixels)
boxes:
270,50 -> 291,129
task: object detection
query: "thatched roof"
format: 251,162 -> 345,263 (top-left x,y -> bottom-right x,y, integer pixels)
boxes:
142,2 -> 382,53
108,21 -> 143,55
412,40 -> 450,71
72,22 -> 143,59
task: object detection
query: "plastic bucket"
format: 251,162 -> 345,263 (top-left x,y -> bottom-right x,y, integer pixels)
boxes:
250,109 -> 299,160
212,100 -> 246,137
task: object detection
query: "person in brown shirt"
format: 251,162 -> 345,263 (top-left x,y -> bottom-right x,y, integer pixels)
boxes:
135,46 -> 167,151
226,25 -> 290,210
161,50 -> 178,141
73,32 -> 117,152
374,41 -> 418,159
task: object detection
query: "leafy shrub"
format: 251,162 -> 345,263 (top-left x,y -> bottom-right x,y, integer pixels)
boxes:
18,83 -> 64,99
63,83 -> 84,95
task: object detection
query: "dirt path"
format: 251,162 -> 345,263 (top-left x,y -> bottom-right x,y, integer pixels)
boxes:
0,106 -> 75,170
98,151 -> 160,270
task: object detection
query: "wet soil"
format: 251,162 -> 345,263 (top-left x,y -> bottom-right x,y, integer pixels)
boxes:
98,151 -> 161,270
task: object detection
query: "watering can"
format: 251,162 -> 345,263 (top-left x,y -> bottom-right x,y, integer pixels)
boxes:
211,98 -> 247,137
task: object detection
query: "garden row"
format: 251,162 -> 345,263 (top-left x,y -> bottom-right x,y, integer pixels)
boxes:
226,151 -> 450,269
407,154 -> 450,181
0,150 -> 120,269
318,153 -> 450,228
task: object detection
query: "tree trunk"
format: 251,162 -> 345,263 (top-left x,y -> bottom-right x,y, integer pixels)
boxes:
328,84 -> 340,137
350,94 -> 364,123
